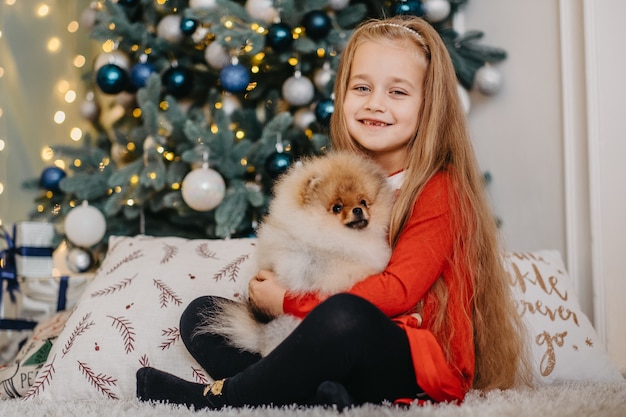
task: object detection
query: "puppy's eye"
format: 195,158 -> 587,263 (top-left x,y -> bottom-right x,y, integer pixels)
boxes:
332,204 -> 343,213
360,199 -> 368,208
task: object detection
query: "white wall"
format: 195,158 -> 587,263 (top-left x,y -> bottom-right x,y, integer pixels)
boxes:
465,0 -> 626,372
582,0 -> 626,373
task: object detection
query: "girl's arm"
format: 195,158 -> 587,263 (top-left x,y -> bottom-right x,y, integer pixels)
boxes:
284,173 -> 456,319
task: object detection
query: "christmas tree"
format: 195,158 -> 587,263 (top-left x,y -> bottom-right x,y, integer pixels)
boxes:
25,0 -> 506,264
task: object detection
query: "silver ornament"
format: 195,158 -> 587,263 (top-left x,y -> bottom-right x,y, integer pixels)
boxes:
293,108 -> 317,130
314,63 -> 334,92
245,0 -> 278,24
156,14 -> 184,43
424,0 -> 451,23
94,50 -> 130,71
282,73 -> 315,107
475,65 -> 503,95
328,0 -> 350,10
205,42 -> 231,70
66,247 -> 92,273
189,0 -> 218,9
79,92 -> 99,121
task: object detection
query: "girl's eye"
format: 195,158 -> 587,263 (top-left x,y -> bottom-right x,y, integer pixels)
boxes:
391,89 -> 408,96
353,85 -> 370,92
332,204 -> 343,213
360,200 -> 368,207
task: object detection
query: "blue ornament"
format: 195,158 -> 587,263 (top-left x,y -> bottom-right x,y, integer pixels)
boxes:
219,63 -> 250,93
315,98 -> 334,126
40,166 -> 66,192
266,23 -> 293,52
180,17 -> 198,36
96,63 -> 129,95
302,10 -> 332,40
130,61 -> 156,89
162,66 -> 194,98
265,151 -> 293,178
393,0 -> 425,16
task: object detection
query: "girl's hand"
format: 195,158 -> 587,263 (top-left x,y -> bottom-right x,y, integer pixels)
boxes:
248,269 -> 286,321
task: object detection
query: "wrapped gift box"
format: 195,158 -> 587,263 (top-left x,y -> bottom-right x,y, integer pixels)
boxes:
14,222 -> 54,278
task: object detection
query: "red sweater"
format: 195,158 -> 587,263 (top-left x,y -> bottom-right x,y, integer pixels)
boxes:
283,172 -> 474,403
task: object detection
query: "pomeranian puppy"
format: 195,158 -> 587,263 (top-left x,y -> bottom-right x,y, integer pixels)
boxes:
200,151 -> 394,356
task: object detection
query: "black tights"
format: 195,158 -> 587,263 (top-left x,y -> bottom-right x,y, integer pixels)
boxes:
179,293 -> 422,407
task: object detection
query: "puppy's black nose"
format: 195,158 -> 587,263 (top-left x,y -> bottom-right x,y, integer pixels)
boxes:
352,207 -> 363,217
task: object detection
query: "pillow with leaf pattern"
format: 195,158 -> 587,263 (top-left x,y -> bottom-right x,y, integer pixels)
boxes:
26,235 -> 254,400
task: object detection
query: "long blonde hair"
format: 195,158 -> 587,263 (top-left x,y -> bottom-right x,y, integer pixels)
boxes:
330,16 -> 532,390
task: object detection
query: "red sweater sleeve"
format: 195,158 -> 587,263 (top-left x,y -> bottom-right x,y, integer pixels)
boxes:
284,173 -> 454,318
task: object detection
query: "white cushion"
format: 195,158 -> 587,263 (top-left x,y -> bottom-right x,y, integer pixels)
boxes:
504,250 -> 623,384
27,235 -> 254,400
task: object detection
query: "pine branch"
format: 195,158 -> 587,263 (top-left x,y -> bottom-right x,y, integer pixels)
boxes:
107,315 -> 136,354
23,354 -> 56,399
78,360 -> 119,400
153,279 -> 183,308
90,274 -> 137,297
159,327 -> 181,350
62,313 -> 95,358
196,243 -> 218,259
161,243 -> 178,264
104,250 -> 144,276
213,253 -> 250,282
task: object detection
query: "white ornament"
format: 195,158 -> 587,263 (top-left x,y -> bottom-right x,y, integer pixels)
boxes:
64,201 -> 107,248
79,6 -> 97,30
282,73 -> 315,107
314,63 -> 334,92
189,0 -> 218,9
157,14 -> 184,43
457,83 -> 471,114
293,107 -> 316,130
66,247 -> 92,273
205,41 -> 231,70
256,102 -> 267,124
94,50 -> 130,71
475,65 -> 503,95
424,0 -> 451,23
245,0 -> 278,24
221,93 -> 242,116
181,167 -> 226,211
191,26 -> 210,44
79,92 -> 99,122
328,0 -> 350,11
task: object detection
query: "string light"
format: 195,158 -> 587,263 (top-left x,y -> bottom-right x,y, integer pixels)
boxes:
0,1 -> 90,223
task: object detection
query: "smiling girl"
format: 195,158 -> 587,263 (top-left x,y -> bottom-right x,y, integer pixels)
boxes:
137,15 -> 532,410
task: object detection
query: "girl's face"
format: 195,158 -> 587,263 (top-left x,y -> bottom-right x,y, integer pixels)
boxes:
343,39 -> 426,174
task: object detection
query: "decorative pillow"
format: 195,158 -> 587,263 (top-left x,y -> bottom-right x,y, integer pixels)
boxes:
25,240 -> 623,401
26,235 -> 255,400
0,309 -> 73,399
504,250 -> 623,384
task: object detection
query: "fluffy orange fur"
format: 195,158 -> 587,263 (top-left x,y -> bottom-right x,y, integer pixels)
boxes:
330,16 -> 533,390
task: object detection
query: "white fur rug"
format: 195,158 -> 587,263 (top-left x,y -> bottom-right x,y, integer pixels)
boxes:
1,382 -> 625,417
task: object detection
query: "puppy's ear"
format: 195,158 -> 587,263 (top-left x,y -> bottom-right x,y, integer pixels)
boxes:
300,174 -> 322,205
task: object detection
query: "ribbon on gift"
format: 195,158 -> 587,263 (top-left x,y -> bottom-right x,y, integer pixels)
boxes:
1,225 -> 35,330
0,225 -> 20,303
0,224 -> 59,331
